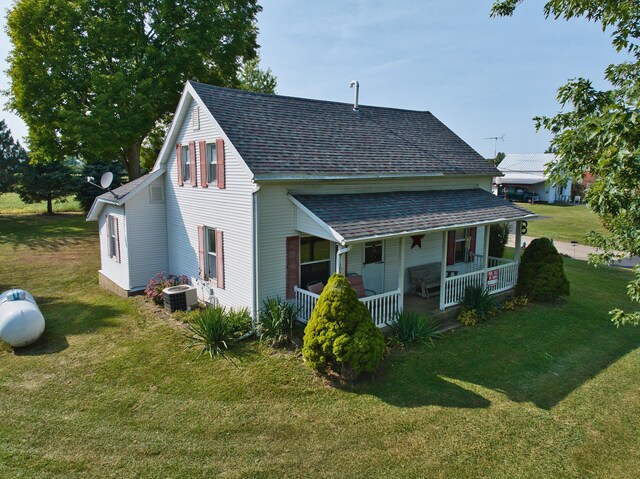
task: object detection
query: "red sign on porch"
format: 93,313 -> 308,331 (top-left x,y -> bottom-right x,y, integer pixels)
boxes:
486,269 -> 499,286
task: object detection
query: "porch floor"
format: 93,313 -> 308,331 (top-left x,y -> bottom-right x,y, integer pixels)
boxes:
403,294 -> 461,333
402,287 -> 517,334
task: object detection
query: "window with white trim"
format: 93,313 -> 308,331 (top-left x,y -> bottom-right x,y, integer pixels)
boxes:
207,143 -> 217,184
181,144 -> 190,182
364,241 -> 383,264
454,228 -> 471,263
300,236 -> 331,289
108,215 -> 117,259
205,227 -> 217,281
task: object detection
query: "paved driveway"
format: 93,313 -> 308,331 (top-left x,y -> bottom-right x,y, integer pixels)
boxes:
508,234 -> 639,269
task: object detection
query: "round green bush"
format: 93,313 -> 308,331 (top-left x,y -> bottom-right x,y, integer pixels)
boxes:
516,237 -> 570,301
302,274 -> 385,377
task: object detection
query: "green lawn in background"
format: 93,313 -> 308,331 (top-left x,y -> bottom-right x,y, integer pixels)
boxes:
0,214 -> 638,478
0,192 -> 81,215
523,203 -> 608,243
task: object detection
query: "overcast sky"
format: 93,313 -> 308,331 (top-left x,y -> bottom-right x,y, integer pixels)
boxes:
0,1 -> 625,158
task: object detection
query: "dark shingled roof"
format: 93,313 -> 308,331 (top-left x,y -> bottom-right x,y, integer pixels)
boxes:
96,172 -> 151,201
190,82 -> 499,178
293,189 -> 534,241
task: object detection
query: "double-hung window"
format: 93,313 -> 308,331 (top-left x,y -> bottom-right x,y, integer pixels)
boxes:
108,215 -> 117,259
454,228 -> 470,263
207,143 -> 217,184
206,227 -> 217,281
181,144 -> 190,182
300,236 -> 331,289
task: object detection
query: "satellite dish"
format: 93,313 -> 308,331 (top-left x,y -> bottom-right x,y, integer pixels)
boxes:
100,172 -> 114,189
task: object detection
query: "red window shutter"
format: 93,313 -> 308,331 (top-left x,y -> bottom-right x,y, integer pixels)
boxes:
114,217 -> 121,263
199,141 -> 208,188
189,141 -> 197,187
198,225 -> 206,279
216,229 -> 225,289
446,230 -> 456,266
286,235 -> 300,299
176,143 -> 183,186
216,138 -> 225,189
468,227 -> 477,262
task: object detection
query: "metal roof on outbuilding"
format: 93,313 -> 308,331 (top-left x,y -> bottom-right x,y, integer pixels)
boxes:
498,153 -> 557,174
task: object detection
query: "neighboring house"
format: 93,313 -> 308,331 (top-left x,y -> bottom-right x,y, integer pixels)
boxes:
494,153 -> 573,204
88,82 -> 536,326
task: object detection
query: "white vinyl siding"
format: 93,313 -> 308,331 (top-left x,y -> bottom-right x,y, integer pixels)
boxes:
98,205 -> 129,290
166,98 -> 255,313
125,175 -> 169,290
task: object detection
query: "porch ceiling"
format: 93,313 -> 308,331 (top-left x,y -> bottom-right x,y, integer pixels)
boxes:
290,188 -> 537,243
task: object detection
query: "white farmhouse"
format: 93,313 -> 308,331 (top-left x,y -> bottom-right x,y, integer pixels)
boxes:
88,82 -> 536,326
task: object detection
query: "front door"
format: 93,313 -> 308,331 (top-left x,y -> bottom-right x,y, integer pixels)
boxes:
362,240 -> 384,295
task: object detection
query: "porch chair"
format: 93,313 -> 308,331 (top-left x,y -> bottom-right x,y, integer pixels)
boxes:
346,273 -> 376,298
307,281 -> 324,295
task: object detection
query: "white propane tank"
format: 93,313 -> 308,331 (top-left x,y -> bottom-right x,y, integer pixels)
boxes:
0,289 -> 45,347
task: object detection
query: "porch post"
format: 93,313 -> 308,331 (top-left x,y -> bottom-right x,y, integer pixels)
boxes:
483,224 -> 490,270
514,220 -> 522,262
398,236 -> 405,313
440,231 -> 447,310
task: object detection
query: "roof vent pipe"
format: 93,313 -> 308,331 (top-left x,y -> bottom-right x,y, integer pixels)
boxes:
349,80 -> 360,112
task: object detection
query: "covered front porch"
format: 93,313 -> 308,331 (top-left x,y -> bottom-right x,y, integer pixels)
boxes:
289,189 -> 536,328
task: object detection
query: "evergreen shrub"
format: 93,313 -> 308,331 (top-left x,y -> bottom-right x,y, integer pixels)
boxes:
516,238 -> 570,301
302,274 -> 384,377
488,223 -> 510,258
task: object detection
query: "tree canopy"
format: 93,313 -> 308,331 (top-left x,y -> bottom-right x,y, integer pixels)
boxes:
0,120 -> 27,195
491,0 -> 640,326
6,0 -> 275,180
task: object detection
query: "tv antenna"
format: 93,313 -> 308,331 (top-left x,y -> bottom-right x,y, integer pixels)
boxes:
87,171 -> 120,199
484,134 -> 505,157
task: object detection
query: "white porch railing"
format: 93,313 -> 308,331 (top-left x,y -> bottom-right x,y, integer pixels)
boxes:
361,289 -> 402,328
294,287 -> 401,328
487,255 -> 514,268
442,261 -> 519,308
295,287 -> 320,324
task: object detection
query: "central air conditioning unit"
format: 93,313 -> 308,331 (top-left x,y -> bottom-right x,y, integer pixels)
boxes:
163,284 -> 198,313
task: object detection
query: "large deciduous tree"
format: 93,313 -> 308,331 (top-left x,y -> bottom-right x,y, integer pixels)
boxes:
491,1 -> 640,326
0,120 -> 27,195
6,0 -> 270,180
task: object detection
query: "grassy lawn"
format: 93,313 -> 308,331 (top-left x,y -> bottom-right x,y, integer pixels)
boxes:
0,192 -> 81,215
1,214 -> 639,478
524,203 -> 608,243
